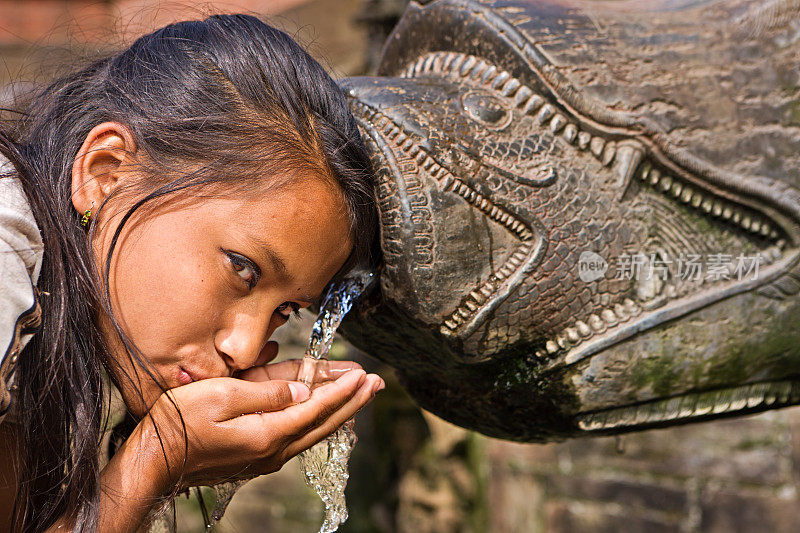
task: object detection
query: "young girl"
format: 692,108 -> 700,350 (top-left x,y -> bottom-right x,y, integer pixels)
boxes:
0,14 -> 384,531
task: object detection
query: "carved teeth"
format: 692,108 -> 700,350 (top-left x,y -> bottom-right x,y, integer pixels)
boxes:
601,142 -> 616,166
681,187 -> 693,203
562,124 -> 578,144
491,71 -> 510,90
590,136 -> 605,158
659,175 -> 673,192
566,327 -> 580,343
690,193 -> 702,209
588,314 -> 605,332
556,335 -> 569,350
469,290 -> 486,304
523,94 -> 544,114
732,211 -> 742,223
549,114 -> 567,133
741,215 -> 751,230
722,206 -> 733,219
470,61 -> 488,79
576,320 -> 592,337
649,168 -> 661,186
671,181 -> 683,197
546,340 -> 559,354
613,144 -> 644,190
537,104 -> 555,124
418,55 -> 433,74
443,320 -> 457,330
712,201 -> 723,217
639,162 -> 651,180
511,249 -> 528,262
479,286 -> 493,298
623,298 -> 641,316
747,385 -> 767,408
481,65 -> 498,83
514,86 -> 533,107
443,52 -> 459,72
577,131 -> 591,150
501,78 -> 521,97
764,245 -> 782,262
459,55 -> 476,76
600,308 -> 618,326
701,198 -> 713,213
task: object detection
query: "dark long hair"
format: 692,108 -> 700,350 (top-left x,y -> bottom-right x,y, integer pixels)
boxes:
0,14 -> 376,531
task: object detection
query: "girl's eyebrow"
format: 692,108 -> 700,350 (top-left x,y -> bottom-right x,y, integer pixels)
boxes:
245,232 -> 288,277
245,233 -> 318,303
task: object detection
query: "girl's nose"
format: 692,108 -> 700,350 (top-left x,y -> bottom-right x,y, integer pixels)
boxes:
215,312 -> 276,371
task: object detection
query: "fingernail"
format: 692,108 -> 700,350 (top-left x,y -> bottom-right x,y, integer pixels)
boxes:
371,378 -> 385,394
288,382 -> 310,403
338,368 -> 366,387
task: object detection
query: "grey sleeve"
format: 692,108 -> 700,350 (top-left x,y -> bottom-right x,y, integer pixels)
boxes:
0,172 -> 44,424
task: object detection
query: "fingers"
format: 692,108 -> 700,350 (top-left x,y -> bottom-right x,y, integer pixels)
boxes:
237,359 -> 362,383
207,378 -> 311,421
272,369 -> 384,457
284,374 -> 384,458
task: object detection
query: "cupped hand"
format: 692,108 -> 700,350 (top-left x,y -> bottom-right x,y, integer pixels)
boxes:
134,359 -> 385,493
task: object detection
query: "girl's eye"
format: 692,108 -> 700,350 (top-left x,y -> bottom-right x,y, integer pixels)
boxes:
224,250 -> 261,290
276,301 -> 301,320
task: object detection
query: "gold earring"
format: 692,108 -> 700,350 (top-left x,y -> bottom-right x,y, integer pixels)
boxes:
80,205 -> 93,227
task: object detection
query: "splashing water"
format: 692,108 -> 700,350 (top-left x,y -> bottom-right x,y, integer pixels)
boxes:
298,270 -> 376,533
203,271 -> 375,531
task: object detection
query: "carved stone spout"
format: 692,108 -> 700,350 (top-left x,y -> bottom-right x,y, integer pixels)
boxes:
339,0 -> 800,441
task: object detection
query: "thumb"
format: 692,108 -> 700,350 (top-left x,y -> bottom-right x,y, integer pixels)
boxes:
216,379 -> 311,420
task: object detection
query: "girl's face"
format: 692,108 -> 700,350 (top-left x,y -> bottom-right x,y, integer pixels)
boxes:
93,178 -> 353,416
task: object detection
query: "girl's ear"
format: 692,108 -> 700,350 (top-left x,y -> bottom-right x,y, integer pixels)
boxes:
71,122 -> 137,218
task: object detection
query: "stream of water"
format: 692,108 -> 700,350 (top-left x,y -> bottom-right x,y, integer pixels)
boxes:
297,270 -> 375,533
205,270 -> 375,532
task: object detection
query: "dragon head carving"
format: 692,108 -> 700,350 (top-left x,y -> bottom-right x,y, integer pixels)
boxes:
339,0 -> 800,441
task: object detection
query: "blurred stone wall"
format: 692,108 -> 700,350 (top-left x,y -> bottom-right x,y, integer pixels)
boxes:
5,1 -> 800,532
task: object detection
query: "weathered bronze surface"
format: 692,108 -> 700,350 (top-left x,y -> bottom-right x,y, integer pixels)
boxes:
340,0 -> 800,441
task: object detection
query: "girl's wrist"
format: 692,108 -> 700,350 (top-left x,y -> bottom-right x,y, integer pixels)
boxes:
95,420 -> 175,532
123,418 -> 176,499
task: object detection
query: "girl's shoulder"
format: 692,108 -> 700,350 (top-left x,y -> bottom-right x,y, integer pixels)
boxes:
0,155 -> 44,425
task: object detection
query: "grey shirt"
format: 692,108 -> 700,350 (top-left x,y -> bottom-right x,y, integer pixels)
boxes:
0,155 -> 44,423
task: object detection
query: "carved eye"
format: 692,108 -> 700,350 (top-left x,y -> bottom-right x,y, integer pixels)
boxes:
460,90 -> 513,130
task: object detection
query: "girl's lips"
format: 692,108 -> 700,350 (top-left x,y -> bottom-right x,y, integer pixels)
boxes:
177,367 -> 194,386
